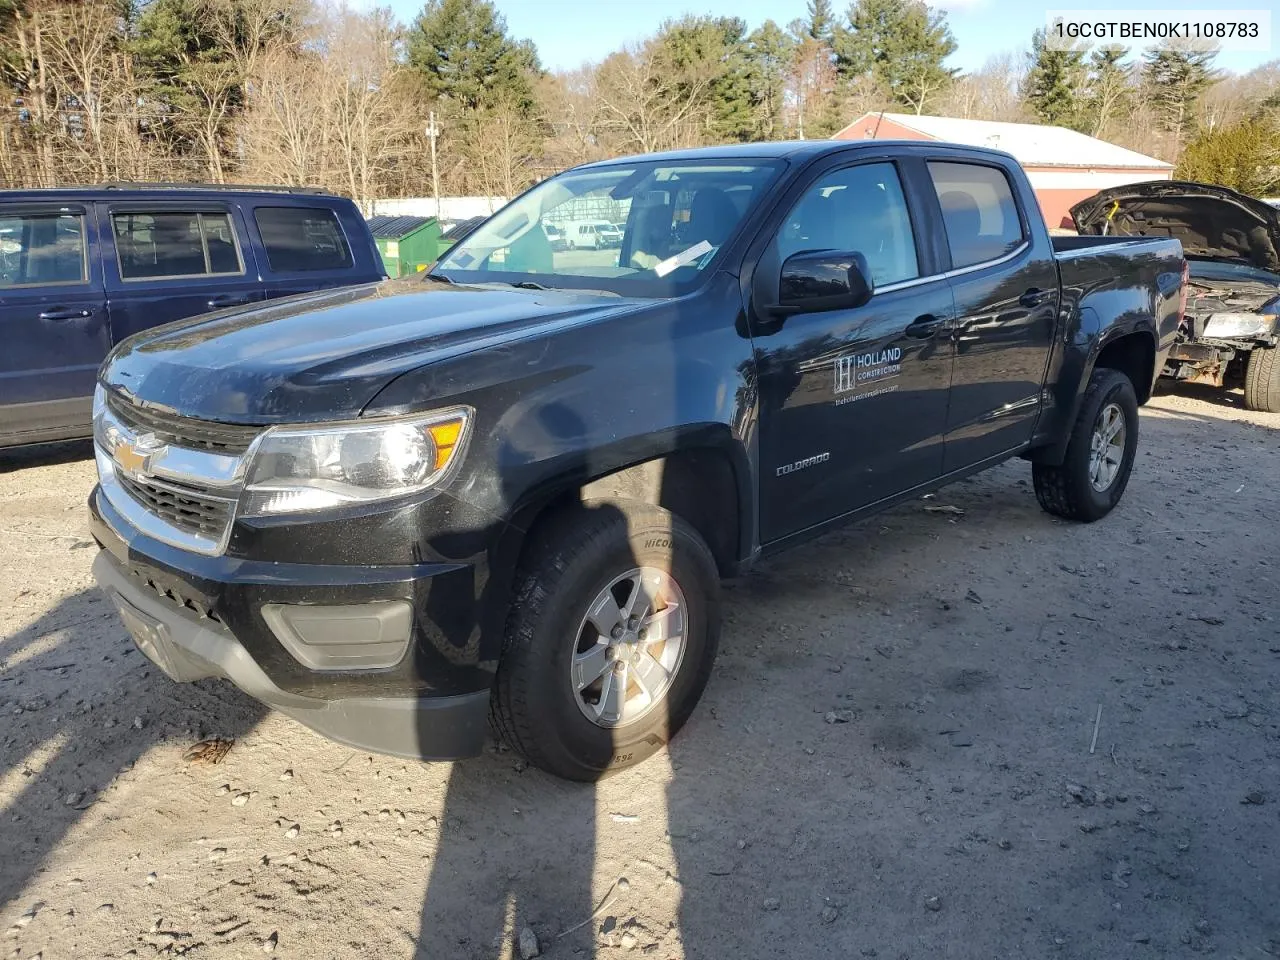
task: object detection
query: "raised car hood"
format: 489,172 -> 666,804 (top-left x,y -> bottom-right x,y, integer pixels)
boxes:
1071,181 -> 1280,271
103,278 -> 644,422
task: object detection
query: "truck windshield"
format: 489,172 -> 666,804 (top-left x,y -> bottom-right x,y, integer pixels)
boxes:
433,159 -> 785,297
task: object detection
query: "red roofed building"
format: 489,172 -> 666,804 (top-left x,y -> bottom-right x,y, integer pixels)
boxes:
834,113 -> 1174,229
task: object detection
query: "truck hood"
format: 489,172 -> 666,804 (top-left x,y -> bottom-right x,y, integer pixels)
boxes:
103,278 -> 646,422
1071,181 -> 1280,271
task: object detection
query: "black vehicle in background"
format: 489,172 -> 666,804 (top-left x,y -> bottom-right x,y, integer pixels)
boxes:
1073,181 -> 1280,412
88,141 -> 1185,781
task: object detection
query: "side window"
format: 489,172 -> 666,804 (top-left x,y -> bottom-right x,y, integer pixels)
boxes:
112,211 -> 243,280
927,162 -> 1025,269
254,207 -> 353,272
0,213 -> 87,287
779,162 -> 919,286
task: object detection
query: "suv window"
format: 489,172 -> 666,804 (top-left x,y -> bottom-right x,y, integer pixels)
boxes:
254,207 -> 352,272
928,161 -> 1025,269
0,213 -> 87,287
779,162 -> 919,286
113,211 -> 242,280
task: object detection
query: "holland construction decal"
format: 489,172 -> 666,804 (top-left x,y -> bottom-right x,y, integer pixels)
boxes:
776,451 -> 830,477
834,347 -> 902,405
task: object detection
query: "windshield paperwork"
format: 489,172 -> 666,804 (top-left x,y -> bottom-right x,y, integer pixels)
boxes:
433,159 -> 785,296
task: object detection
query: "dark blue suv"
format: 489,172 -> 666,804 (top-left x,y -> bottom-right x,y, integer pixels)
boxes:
0,184 -> 385,448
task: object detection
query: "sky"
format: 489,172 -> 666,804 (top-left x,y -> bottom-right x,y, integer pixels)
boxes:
380,0 -> 1279,76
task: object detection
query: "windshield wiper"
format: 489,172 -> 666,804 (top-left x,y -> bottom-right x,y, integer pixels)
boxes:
510,280 -> 548,290
428,272 -> 456,284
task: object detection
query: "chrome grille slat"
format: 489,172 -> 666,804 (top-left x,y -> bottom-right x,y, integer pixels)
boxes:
107,392 -> 260,454
117,473 -> 234,539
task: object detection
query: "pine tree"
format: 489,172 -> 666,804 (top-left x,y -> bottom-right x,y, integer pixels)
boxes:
1177,117 -> 1279,194
1143,43 -> 1219,150
1022,28 -> 1086,130
744,20 -> 796,139
832,0 -> 958,116
406,0 -> 540,113
1085,45 -> 1131,139
806,0 -> 835,42
655,16 -> 757,142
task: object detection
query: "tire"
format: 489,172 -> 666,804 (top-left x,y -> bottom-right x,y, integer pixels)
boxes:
1033,367 -> 1139,522
491,500 -> 721,781
1244,347 -> 1280,413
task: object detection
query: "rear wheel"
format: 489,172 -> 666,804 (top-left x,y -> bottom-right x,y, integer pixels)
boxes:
1244,347 -> 1280,413
1033,367 -> 1139,522
491,500 -> 720,781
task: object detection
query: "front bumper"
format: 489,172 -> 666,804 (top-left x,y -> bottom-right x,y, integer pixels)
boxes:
89,485 -> 495,760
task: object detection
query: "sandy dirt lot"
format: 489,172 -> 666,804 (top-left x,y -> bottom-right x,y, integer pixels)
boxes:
2,386 -> 1277,960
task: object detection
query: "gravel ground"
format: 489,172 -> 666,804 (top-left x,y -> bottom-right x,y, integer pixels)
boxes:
1,386 -> 1278,960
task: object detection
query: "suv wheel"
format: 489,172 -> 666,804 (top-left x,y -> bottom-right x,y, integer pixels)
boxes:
491,500 -> 720,781
1244,347 -> 1280,413
1033,367 -> 1139,522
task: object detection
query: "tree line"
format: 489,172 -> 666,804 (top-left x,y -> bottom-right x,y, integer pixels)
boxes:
1,0 -> 1277,208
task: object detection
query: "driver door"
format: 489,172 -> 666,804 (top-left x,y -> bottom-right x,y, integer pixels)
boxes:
748,159 -> 956,543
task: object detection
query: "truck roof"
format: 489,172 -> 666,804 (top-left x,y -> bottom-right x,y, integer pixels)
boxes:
579,139 -> 1019,169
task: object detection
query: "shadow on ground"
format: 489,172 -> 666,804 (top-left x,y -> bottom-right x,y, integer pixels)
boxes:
0,588 -> 267,907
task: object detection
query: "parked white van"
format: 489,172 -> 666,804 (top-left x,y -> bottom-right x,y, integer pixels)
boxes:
567,220 -> 622,249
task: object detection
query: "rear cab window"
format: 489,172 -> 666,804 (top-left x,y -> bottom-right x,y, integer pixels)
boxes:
111,211 -> 244,280
0,211 -> 88,287
928,161 -> 1026,269
254,206 -> 353,273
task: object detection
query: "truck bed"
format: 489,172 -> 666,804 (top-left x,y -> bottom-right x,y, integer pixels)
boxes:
1051,235 -> 1181,258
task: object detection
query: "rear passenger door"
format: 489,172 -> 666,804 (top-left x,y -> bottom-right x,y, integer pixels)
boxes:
928,160 -> 1059,472
99,203 -> 265,344
249,205 -> 365,300
0,205 -> 108,438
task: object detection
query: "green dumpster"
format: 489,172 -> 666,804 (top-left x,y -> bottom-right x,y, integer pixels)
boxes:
367,215 -> 444,277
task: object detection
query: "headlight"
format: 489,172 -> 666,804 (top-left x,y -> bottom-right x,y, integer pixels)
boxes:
1201,312 -> 1278,340
239,408 -> 471,517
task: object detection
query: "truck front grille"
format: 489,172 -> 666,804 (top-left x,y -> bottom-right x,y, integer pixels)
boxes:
107,392 -> 260,454
117,473 -> 237,541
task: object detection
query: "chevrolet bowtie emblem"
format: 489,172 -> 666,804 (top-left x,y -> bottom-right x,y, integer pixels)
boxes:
114,432 -> 165,474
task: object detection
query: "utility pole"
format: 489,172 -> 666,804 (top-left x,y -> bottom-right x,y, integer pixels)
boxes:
425,112 -> 442,219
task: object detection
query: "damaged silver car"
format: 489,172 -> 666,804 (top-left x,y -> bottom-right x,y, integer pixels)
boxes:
1073,181 -> 1280,412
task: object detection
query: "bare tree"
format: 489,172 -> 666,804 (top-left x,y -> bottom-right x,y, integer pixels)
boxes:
241,48 -> 327,185
538,69 -> 607,170
939,54 -> 1028,122
594,40 -> 715,153
316,5 -> 417,211
457,98 -> 542,198
788,36 -> 838,138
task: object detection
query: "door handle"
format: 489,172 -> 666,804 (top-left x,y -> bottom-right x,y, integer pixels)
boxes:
38,307 -> 94,321
1019,287 -> 1052,308
904,314 -> 943,338
207,294 -> 252,309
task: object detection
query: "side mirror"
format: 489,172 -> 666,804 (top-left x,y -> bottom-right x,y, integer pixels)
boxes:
777,250 -> 874,314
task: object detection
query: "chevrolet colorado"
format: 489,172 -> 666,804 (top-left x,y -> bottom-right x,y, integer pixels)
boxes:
89,141 -> 1185,781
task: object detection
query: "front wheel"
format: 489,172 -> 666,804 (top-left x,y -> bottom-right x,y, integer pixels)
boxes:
1244,347 -> 1280,413
1033,367 -> 1139,522
491,501 -> 721,781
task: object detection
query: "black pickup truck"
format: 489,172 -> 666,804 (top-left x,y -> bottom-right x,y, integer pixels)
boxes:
89,142 -> 1185,781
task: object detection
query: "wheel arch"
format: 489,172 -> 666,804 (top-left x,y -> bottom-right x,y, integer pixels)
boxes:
476,436 -> 751,663
1028,322 -> 1156,467
1092,328 -> 1157,405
